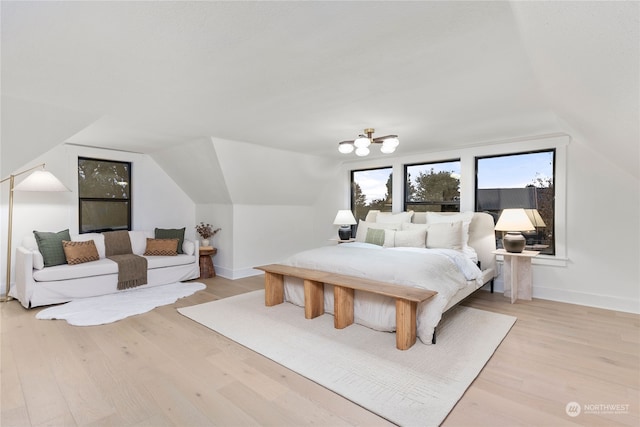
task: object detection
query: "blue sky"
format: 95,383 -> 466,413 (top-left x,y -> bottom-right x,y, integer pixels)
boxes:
354,151 -> 553,203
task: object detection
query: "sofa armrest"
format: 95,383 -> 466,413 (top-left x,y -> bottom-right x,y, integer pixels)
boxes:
12,247 -> 36,308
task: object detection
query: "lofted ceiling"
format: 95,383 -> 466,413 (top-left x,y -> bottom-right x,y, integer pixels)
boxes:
1,1 -> 638,178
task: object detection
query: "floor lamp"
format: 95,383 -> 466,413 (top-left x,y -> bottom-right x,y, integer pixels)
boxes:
1,163 -> 69,302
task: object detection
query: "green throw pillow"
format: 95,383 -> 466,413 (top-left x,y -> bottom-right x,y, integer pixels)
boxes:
365,228 -> 385,246
154,227 -> 185,254
33,229 -> 71,267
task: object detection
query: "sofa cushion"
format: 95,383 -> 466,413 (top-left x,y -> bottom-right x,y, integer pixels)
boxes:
71,233 -> 106,259
145,254 -> 196,269
62,240 -> 100,265
34,229 -> 71,267
155,228 -> 185,254
33,258 -> 118,282
144,238 -> 179,256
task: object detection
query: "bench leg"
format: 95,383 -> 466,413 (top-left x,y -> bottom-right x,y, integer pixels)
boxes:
333,285 -> 354,329
396,299 -> 418,350
264,272 -> 284,306
304,279 -> 324,319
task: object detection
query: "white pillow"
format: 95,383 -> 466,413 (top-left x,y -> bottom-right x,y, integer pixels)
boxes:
32,250 -> 45,270
21,235 -> 46,269
426,221 -> 463,250
354,220 -> 400,243
182,239 -> 195,256
376,211 -> 414,224
387,228 -> 427,248
426,211 -> 474,248
71,233 -> 106,259
129,231 -> 153,255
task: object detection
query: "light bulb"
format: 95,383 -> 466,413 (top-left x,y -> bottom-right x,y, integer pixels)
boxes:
338,142 -> 354,153
382,137 -> 399,148
353,135 -> 371,148
380,144 -> 396,154
355,147 -> 370,156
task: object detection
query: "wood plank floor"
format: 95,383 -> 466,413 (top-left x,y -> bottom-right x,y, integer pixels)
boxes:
1,276 -> 638,426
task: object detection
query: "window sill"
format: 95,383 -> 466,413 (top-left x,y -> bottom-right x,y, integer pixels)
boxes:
494,253 -> 568,268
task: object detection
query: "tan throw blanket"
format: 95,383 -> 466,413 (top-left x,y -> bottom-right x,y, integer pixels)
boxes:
103,231 -> 148,290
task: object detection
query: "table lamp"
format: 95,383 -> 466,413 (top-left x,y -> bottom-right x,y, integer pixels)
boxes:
495,208 -> 535,253
333,210 -> 357,240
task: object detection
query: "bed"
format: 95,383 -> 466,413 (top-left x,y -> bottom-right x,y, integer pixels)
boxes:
281,211 -> 497,345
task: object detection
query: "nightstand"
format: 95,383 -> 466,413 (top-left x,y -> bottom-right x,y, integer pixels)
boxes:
199,247 -> 217,279
493,249 -> 539,303
329,238 -> 355,244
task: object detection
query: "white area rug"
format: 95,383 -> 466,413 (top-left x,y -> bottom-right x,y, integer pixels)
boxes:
37,282 -> 206,326
178,290 -> 516,427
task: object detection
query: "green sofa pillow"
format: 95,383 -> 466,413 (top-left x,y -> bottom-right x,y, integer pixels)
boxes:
154,227 -> 185,254
33,229 -> 71,267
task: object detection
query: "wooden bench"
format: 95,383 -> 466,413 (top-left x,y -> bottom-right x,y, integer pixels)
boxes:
254,264 -> 437,350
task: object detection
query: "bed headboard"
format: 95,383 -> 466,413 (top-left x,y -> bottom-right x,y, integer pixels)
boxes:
365,211 -> 496,276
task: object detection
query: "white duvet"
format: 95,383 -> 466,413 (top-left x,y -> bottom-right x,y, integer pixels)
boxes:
283,242 -> 483,344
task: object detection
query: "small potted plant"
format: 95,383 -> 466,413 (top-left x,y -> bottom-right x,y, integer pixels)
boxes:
195,222 -> 221,247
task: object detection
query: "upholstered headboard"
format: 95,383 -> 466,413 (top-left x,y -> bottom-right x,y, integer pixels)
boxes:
364,211 -> 496,277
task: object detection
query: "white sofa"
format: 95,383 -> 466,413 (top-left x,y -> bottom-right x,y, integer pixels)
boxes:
11,231 -> 200,308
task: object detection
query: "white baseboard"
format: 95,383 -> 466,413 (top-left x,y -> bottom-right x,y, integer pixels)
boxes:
490,277 -> 639,314
214,265 -> 263,281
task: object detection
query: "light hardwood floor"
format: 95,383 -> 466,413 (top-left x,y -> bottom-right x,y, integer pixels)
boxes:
1,276 -> 638,427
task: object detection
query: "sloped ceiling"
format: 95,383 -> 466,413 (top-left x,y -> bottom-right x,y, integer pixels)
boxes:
1,1 -> 638,183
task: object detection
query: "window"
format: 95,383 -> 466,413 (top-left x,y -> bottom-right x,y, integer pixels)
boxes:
351,167 -> 392,222
476,150 -> 555,255
404,160 -> 461,212
78,157 -> 131,233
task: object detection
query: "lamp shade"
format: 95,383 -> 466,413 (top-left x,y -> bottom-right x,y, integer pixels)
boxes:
13,170 -> 69,192
353,135 -> 371,149
495,208 -> 535,232
338,141 -> 354,154
524,208 -> 546,228
333,210 -> 357,225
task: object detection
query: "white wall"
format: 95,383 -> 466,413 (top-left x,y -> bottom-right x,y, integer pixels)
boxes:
0,144 -> 197,294
336,134 -> 639,313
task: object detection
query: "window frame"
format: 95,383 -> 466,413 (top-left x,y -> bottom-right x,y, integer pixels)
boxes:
474,148 -> 556,255
350,166 -> 393,222
78,156 -> 132,234
403,158 -> 461,212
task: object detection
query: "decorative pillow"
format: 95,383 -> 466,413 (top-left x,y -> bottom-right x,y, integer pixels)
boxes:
62,240 -> 100,265
426,221 -> 463,250
393,229 -> 427,248
182,239 -> 195,256
144,238 -> 179,256
355,220 -> 400,242
365,228 -> 386,246
376,211 -> 414,224
71,233 -> 106,259
155,227 -> 185,254
33,229 -> 71,267
21,235 -> 45,269
426,211 -> 473,247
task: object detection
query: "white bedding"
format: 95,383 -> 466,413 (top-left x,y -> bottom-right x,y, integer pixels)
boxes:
282,242 -> 483,344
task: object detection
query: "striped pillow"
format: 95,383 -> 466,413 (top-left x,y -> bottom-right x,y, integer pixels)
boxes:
365,228 -> 386,246
62,240 -> 100,265
144,238 -> 179,256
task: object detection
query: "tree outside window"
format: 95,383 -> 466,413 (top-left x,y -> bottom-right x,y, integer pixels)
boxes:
78,157 -> 132,233
405,160 -> 461,212
351,167 -> 392,222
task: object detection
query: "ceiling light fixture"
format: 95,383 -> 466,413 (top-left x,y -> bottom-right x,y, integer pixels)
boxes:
338,128 -> 399,156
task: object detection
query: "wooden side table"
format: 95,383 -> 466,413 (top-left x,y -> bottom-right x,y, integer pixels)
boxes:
493,249 -> 539,303
199,247 -> 217,279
